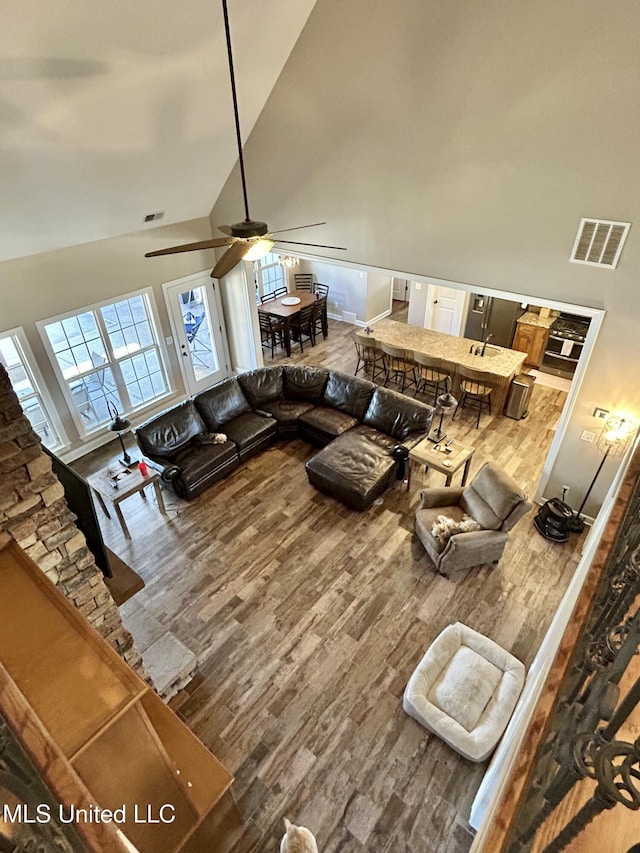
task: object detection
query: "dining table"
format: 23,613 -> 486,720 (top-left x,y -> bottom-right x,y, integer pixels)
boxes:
257,291 -> 318,357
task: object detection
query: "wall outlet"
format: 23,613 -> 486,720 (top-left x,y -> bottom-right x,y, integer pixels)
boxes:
581,429 -> 595,442
165,335 -> 173,345
562,485 -> 570,495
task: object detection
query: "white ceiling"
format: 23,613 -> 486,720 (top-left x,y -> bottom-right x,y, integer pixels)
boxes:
0,0 -> 317,262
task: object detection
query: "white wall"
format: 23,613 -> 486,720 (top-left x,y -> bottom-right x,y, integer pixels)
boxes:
366,271 -> 392,322
218,262 -> 261,373
299,259 -> 367,322
210,0 -> 640,517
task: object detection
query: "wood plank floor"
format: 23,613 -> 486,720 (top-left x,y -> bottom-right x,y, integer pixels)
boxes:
72,305 -> 586,852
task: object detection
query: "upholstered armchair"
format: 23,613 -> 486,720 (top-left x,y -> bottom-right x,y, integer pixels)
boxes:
415,462 -> 531,579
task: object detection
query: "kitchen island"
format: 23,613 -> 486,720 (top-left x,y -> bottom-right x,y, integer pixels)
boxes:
366,318 -> 528,415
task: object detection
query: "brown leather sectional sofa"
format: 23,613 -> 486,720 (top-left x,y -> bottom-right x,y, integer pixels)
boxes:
134,365 -> 434,510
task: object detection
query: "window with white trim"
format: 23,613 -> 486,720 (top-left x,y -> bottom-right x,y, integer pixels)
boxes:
254,252 -> 285,301
0,328 -> 65,449
39,290 -> 170,435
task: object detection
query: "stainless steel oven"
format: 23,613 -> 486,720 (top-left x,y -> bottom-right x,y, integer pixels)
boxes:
540,313 -> 590,379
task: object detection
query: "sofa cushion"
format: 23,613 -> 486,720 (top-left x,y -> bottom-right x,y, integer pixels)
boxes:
283,365 -> 329,403
174,440 -> 239,490
223,412 -> 277,454
362,387 -> 433,441
323,371 -> 375,420
415,504 -> 469,555
460,462 -> 527,531
262,399 -> 316,434
237,367 -> 284,408
194,378 -> 251,430
298,407 -> 359,443
135,401 -> 206,460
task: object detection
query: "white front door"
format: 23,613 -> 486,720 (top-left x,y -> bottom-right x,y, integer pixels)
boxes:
163,273 -> 230,396
424,285 -> 467,335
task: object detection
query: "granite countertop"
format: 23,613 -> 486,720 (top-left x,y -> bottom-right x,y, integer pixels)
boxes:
368,319 -> 527,379
517,311 -> 558,329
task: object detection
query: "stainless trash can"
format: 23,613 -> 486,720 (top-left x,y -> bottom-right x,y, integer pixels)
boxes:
505,373 -> 536,420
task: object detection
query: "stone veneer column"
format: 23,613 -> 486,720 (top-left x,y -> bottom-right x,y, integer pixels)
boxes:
0,363 -> 146,676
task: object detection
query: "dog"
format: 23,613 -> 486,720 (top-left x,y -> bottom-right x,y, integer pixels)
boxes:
279,818 -> 318,853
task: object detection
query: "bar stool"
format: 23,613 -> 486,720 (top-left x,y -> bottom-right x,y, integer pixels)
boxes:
413,353 -> 451,404
381,343 -> 417,393
353,333 -> 385,381
452,366 -> 494,428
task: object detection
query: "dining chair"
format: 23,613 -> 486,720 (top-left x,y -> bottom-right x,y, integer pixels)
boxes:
259,312 -> 286,358
260,292 -> 276,304
290,304 -> 315,352
312,296 -> 328,340
353,333 -> 385,381
452,366 -> 494,428
273,286 -> 288,297
381,343 -> 417,393
413,353 -> 451,404
294,273 -> 313,292
314,282 -> 329,298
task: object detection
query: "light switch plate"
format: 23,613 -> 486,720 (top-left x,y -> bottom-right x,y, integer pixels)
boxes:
593,407 -> 609,420
581,430 -> 595,442
415,282 -> 422,291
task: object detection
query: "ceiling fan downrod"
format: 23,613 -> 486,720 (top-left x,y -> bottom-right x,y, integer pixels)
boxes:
222,0 -> 253,228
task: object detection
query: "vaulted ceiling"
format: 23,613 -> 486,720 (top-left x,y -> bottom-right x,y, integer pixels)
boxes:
0,0 -> 317,262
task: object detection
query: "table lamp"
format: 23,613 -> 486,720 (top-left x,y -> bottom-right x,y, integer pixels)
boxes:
429,379 -> 458,442
106,401 -> 136,467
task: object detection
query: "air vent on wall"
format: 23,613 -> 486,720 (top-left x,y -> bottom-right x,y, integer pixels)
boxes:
144,211 -> 165,223
570,218 -> 630,268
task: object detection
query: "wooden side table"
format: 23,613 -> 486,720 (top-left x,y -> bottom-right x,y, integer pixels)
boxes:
408,438 -> 475,490
87,465 -> 166,539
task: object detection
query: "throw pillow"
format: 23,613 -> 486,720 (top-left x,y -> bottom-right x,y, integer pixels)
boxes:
431,514 -> 482,544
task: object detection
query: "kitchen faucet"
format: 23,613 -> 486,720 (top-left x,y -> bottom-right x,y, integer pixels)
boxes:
481,333 -> 493,356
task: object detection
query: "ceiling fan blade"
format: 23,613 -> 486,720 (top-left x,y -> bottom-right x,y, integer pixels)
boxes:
273,239 -> 347,250
145,237 -> 233,257
211,240 -> 251,278
218,225 -> 234,236
268,222 -> 327,236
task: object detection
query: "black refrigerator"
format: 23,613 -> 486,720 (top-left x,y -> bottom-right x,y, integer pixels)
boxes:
463,294 -> 525,348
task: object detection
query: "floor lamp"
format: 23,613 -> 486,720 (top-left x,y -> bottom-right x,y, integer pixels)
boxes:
568,414 -> 636,533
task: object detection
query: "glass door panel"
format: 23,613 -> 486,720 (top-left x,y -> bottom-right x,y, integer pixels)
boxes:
164,277 -> 229,396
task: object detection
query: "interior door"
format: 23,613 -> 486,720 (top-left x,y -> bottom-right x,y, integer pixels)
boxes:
164,275 -> 229,396
424,285 -> 467,335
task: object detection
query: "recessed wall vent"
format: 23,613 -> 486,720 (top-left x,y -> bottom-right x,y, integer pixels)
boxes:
570,218 -> 630,268
144,211 -> 165,223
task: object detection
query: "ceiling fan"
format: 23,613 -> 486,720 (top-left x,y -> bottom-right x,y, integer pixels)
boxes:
145,0 -> 346,279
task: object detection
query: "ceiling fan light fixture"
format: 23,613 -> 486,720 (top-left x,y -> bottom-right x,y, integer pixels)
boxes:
244,239 -> 274,261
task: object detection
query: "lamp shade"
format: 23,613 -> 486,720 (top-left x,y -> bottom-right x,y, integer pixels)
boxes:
596,415 -> 636,455
109,415 -> 131,433
436,390 -> 458,411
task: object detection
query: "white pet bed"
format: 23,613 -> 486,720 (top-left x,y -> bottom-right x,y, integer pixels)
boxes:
403,622 -> 525,762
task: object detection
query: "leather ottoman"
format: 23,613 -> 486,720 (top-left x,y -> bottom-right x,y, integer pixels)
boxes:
305,426 -> 397,511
